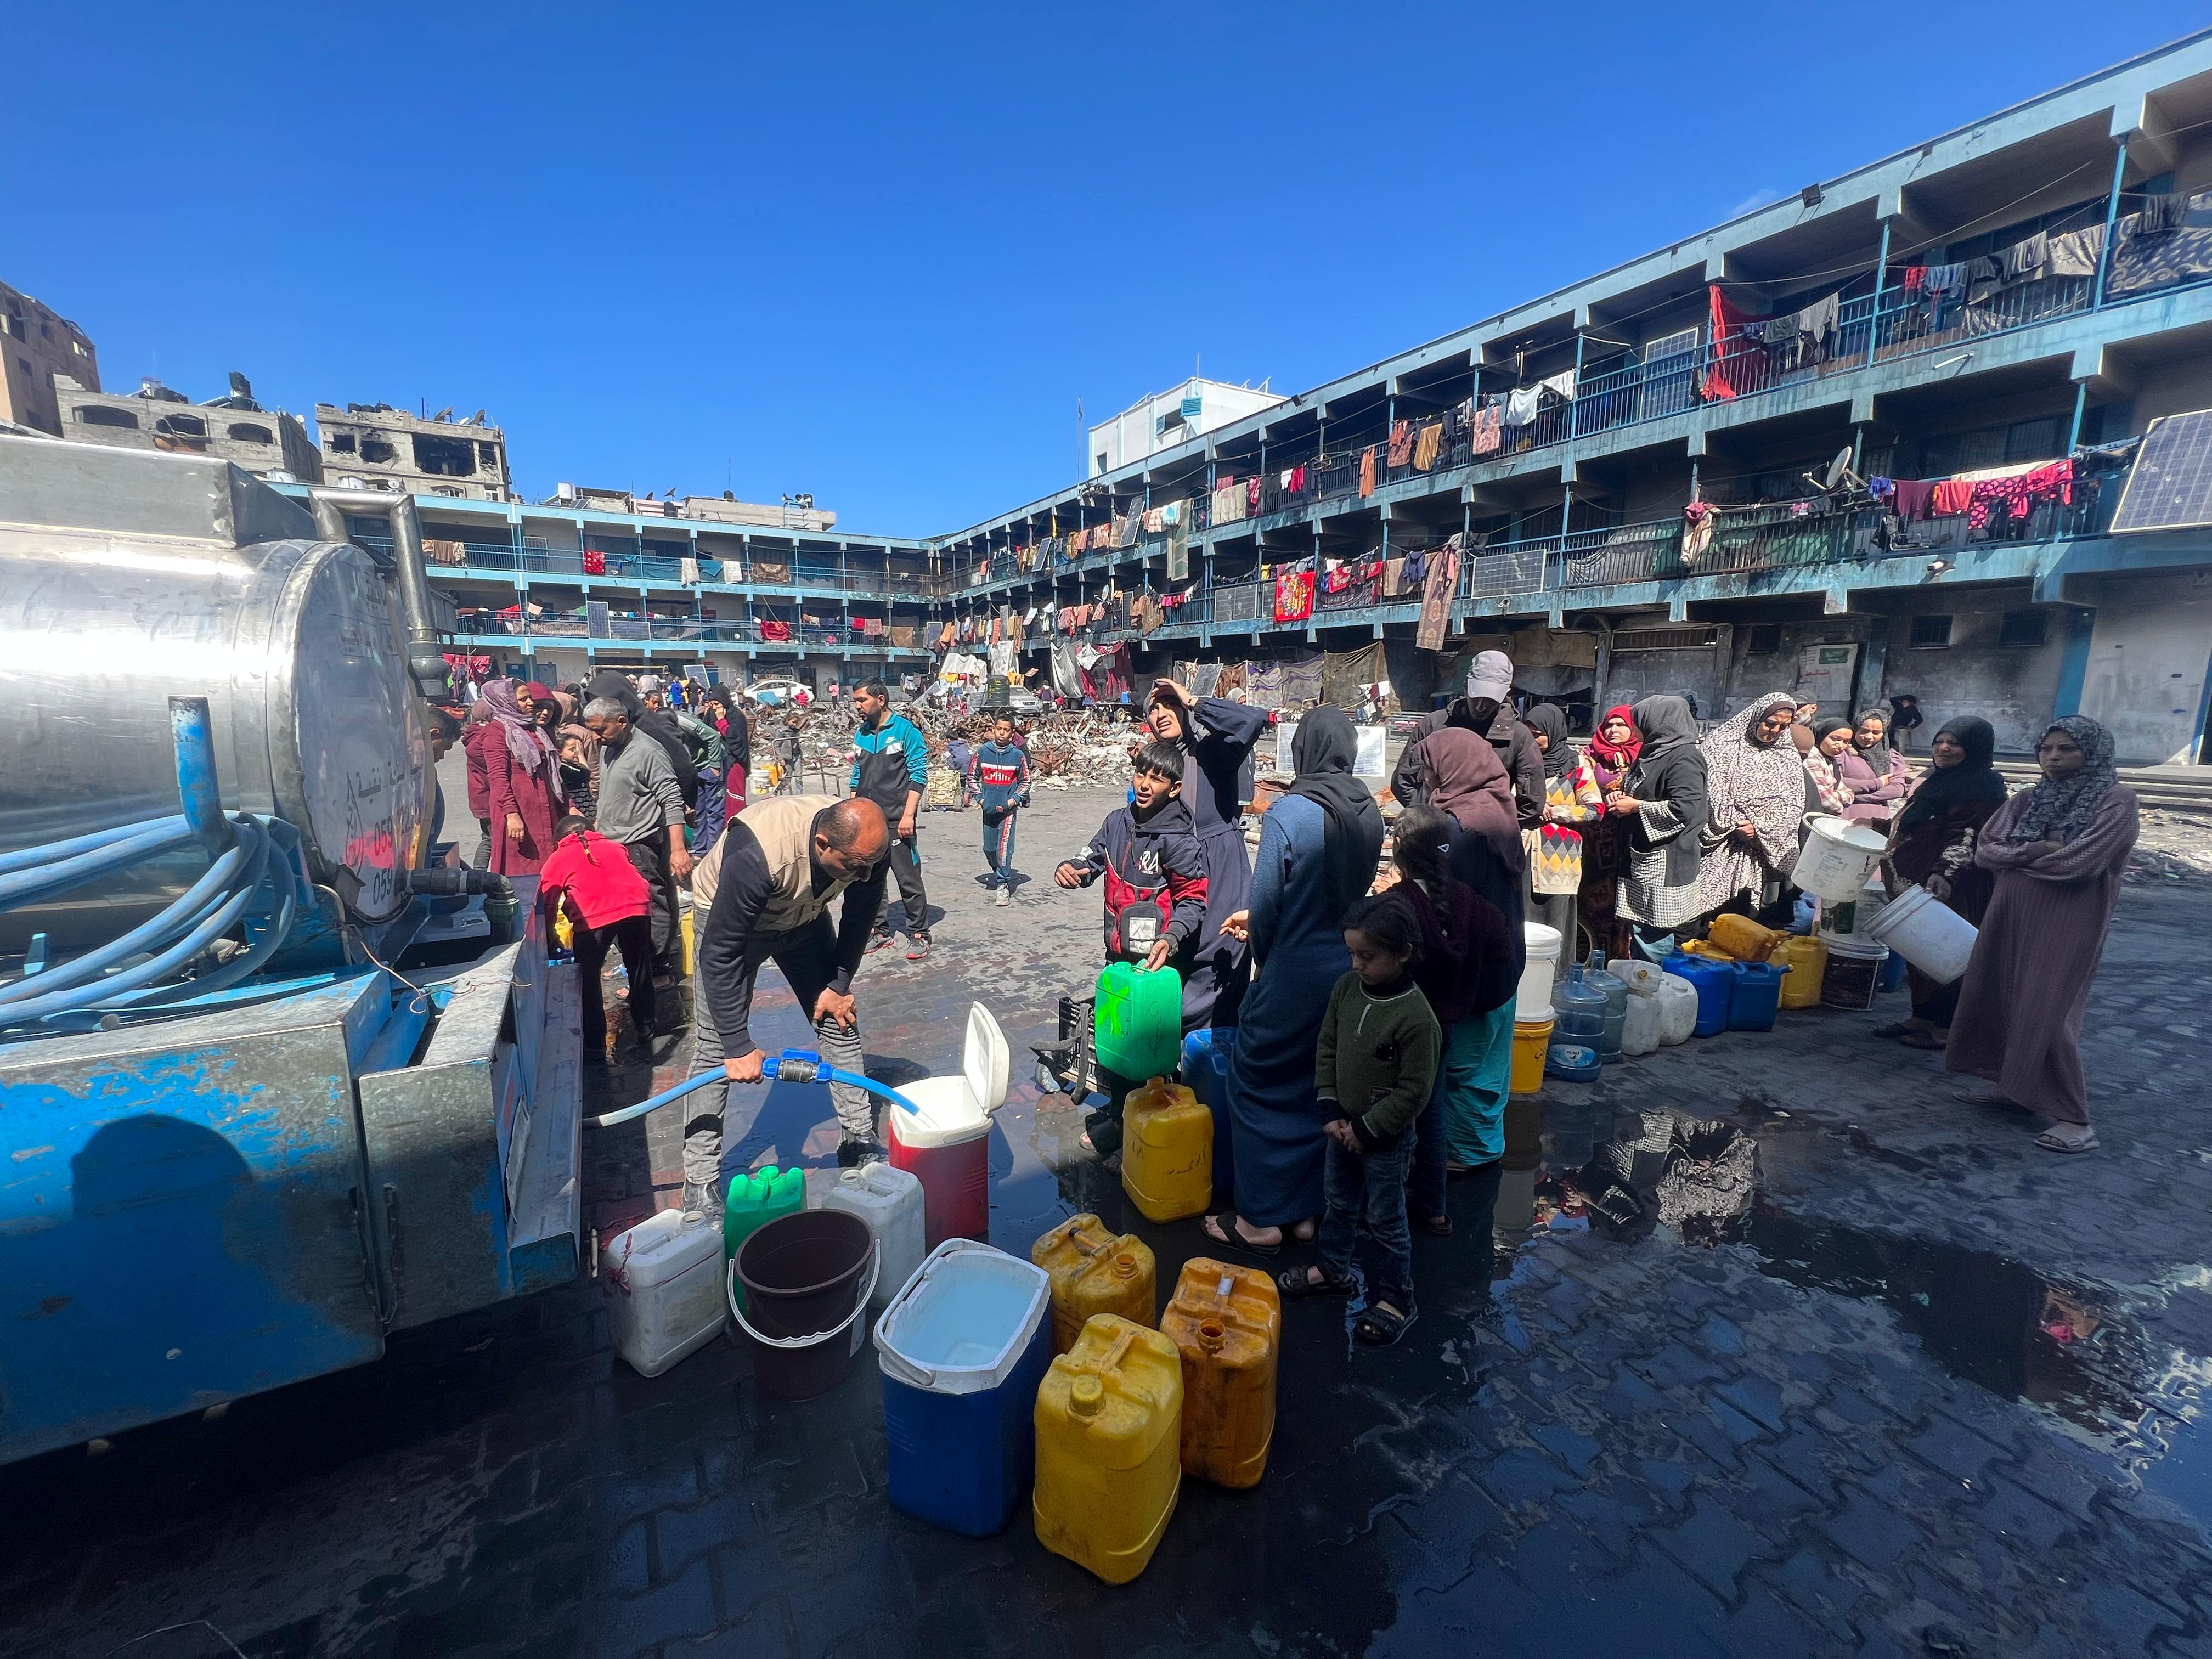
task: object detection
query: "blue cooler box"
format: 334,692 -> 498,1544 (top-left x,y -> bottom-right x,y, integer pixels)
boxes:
873,1239 -> 1052,1536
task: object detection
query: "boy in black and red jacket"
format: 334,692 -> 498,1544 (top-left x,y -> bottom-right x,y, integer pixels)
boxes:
1053,741 -> 1207,1157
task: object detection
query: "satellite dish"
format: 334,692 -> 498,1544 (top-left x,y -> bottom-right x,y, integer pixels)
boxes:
1822,445 -> 1854,490
432,405 -> 454,423
470,409 -> 486,425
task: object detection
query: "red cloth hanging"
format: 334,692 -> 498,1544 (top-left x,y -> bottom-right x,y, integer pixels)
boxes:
1702,285 -> 1764,402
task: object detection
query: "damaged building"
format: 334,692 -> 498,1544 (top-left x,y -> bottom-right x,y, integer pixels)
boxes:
0,279 -> 99,436
315,403 -> 514,501
57,372 -> 321,482
932,33 -> 2212,766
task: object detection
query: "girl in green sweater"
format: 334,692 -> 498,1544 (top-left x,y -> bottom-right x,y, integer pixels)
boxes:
1279,893 -> 1441,1346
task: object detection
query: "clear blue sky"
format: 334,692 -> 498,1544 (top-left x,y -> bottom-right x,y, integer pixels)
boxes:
12,4 -> 2208,537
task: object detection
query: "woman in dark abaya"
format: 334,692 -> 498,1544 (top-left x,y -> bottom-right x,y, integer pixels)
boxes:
1203,706 -> 1385,1255
1402,725 -> 1523,1166
1879,715 -> 2007,1049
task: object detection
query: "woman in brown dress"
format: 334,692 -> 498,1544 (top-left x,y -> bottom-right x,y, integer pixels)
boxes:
1877,716 -> 2006,1049
1945,716 -> 2138,1153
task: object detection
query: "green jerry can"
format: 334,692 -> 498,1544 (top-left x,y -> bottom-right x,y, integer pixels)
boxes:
1093,962 -> 1183,1083
723,1166 -> 805,1311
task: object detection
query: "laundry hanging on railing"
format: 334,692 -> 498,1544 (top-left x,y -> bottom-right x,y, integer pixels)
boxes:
1386,420 -> 1414,467
1359,447 -> 1377,497
1273,568 -> 1315,624
2110,190 -> 2212,296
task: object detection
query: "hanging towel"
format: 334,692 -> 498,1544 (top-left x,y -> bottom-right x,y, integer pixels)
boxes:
1504,387 -> 1541,428
1470,403 -> 1503,455
2046,224 -> 2106,278
1386,421 -> 1414,467
1538,369 -> 1577,401
1412,422 -> 1443,471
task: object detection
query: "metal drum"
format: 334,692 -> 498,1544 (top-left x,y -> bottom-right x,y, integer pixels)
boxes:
0,437 -> 435,942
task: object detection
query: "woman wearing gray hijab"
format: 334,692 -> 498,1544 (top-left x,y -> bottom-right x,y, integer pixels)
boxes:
1603,697 -> 1711,950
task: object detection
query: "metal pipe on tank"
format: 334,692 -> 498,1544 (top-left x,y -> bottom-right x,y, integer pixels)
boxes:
167,696 -> 230,857
308,488 -> 451,696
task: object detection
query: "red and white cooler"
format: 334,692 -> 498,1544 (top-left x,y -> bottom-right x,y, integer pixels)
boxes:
888,1003 -> 1010,1248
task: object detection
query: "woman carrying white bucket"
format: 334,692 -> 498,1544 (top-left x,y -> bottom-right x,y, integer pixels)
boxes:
1875,717 -> 2006,1051
1945,717 -> 2138,1154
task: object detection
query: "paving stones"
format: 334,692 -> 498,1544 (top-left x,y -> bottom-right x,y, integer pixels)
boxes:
2,787 -> 2210,1656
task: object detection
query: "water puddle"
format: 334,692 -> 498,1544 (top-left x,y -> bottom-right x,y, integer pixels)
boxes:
1508,1101 -> 2210,1523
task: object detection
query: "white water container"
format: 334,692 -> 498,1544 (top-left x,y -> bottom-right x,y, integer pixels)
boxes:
1652,973 -> 1700,1046
1621,989 -> 1665,1056
1795,815 -> 1889,902
822,1163 -> 928,1314
604,1208 -> 727,1378
1516,923 -> 1563,1020
1611,956 -> 1667,998
1863,885 -> 1977,985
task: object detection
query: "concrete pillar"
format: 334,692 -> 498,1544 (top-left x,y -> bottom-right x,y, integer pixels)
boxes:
2051,605 -> 2098,719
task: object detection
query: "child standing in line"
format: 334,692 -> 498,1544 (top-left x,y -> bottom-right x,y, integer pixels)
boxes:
969,714 -> 1032,905
1054,741 -> 1209,1158
1279,891 -> 1440,1347
538,814 -> 658,1059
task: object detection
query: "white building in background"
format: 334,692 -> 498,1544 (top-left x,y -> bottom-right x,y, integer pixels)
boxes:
1088,376 -> 1283,476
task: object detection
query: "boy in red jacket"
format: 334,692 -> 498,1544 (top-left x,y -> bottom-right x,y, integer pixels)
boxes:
539,815 -> 658,1057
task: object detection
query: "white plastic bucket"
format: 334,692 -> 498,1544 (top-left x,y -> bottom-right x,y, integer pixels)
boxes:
1516,923 -> 1562,1020
1794,815 -> 1889,902
1863,885 -> 1977,986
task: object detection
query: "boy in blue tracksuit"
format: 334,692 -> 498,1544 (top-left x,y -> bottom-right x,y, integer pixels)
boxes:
850,679 -> 934,960
967,713 -> 1031,905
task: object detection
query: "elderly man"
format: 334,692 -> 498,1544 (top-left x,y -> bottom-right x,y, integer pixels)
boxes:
690,795 -> 893,1203
582,696 -> 693,996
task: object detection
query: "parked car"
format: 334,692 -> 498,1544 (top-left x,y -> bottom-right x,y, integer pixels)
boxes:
742,677 -> 812,707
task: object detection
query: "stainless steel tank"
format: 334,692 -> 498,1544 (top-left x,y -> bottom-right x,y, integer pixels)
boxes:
0,437 -> 441,941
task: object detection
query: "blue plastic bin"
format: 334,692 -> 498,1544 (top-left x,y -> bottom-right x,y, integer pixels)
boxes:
1664,956 -> 1735,1037
1875,947 -> 1909,993
1182,1028 -> 1235,1200
873,1240 -> 1052,1536
1726,962 -> 1787,1031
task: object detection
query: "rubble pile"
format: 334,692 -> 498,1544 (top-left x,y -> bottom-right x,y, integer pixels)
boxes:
2126,808 -> 2212,885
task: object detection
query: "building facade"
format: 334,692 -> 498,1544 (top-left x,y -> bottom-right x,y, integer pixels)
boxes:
934,32 -> 2212,764
315,404 -> 514,501
1089,377 -> 1285,477
57,373 -> 320,481
0,281 -> 98,436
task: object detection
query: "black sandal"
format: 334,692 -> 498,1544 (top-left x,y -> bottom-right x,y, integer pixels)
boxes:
1082,1110 -> 1124,1159
1202,1211 -> 1281,1259
1355,1299 -> 1418,1345
1277,1265 -> 1353,1299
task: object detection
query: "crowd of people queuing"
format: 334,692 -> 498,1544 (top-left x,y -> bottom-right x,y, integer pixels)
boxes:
451,657 -> 2141,1312
1035,654 -> 2141,1345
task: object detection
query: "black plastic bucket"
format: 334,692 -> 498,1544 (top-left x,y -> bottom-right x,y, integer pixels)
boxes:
732,1210 -> 877,1400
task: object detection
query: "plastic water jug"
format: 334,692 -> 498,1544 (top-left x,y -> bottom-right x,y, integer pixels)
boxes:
821,1164 -> 926,1315
1181,1028 -> 1236,1200
1584,951 -> 1628,1064
1034,1313 -> 1184,1584
605,1209 -> 727,1378
1545,1042 -> 1601,1082
1030,1214 -> 1157,1355
1652,972 -> 1699,1044
1160,1259 -> 1279,1489
1550,962 -> 1607,1043
1774,934 -> 1827,1009
1093,962 -> 1182,1081
1706,913 -> 1783,963
724,1166 -> 805,1310
1727,962 -> 1787,1031
874,1240 -> 1053,1537
1621,989 -> 1664,1056
1663,956 -> 1735,1036
889,1003 -> 1011,1248
1121,1077 -> 1214,1223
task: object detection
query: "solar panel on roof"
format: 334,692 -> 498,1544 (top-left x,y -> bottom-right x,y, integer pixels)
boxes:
2112,409 -> 2212,534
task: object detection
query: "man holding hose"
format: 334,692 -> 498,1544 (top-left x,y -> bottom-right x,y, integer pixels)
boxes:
690,794 -> 893,1212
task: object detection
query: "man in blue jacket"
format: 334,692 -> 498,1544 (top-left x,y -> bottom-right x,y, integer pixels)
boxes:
850,680 -> 933,960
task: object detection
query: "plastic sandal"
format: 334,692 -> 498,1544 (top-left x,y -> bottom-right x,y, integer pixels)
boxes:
1276,1265 -> 1352,1299
1355,1300 -> 1418,1345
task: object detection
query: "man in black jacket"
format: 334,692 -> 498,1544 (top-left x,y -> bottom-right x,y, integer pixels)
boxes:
1390,649 -> 1544,826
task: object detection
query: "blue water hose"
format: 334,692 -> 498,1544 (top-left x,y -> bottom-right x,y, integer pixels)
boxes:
587,1048 -> 921,1129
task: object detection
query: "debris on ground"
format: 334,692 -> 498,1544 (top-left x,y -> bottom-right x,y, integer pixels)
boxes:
2125,808 -> 2212,885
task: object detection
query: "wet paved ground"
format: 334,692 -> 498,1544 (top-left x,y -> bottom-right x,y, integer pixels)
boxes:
4,784 -> 2211,1657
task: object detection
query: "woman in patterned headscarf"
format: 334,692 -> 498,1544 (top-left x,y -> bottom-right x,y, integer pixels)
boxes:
1945,716 -> 2137,1152
1694,692 -> 1804,924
